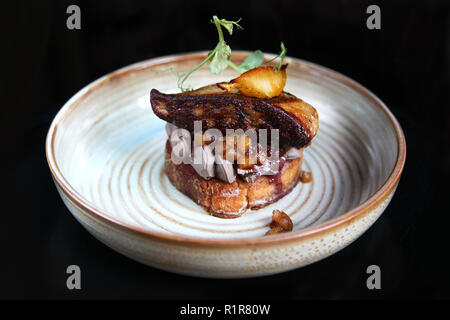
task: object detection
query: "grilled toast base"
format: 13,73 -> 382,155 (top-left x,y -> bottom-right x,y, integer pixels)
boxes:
164,141 -> 303,218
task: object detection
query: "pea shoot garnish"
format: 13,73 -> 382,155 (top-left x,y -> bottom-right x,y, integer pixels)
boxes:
177,16 -> 287,92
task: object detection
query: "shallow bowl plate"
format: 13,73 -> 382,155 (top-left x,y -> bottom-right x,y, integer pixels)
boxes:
46,52 -> 406,278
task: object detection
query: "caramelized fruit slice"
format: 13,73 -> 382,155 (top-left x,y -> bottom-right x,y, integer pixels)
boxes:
265,209 -> 293,235
218,65 -> 287,98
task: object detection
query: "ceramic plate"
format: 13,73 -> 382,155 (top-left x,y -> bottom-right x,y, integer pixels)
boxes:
46,52 -> 406,277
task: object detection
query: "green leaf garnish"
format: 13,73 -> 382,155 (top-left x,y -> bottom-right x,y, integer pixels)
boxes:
177,16 -> 241,91
176,16 -> 286,91
228,50 -> 264,73
213,17 -> 242,35
209,42 -> 231,74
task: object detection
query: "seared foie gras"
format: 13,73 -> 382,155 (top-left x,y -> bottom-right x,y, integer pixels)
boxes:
150,64 -> 318,217
150,84 -> 318,148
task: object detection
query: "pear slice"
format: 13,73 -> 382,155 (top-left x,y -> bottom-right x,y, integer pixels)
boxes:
218,65 -> 287,98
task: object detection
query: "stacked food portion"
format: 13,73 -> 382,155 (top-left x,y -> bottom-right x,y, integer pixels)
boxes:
150,65 -> 318,218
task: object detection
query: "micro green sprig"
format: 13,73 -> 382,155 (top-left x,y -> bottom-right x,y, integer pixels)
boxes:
176,16 -> 287,92
263,42 -> 287,71
275,42 -> 287,71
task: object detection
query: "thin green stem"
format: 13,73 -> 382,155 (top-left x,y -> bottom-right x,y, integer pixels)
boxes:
212,16 -> 224,43
177,49 -> 217,91
227,60 -> 243,73
178,16 -> 228,91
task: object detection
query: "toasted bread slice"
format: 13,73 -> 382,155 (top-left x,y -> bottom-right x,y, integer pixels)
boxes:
164,141 -> 303,218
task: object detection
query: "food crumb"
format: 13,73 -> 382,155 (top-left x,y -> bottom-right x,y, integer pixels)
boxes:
265,209 -> 293,235
300,170 -> 312,183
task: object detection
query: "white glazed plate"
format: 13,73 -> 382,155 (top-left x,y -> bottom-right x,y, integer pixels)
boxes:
46,52 -> 406,277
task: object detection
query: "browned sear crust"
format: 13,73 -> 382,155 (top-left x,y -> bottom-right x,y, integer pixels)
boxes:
151,84 -> 318,148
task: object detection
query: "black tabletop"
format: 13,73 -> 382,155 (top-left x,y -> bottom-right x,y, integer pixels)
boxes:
1,0 -> 449,299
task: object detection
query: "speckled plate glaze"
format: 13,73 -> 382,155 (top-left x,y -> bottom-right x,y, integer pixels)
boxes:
46,52 -> 406,278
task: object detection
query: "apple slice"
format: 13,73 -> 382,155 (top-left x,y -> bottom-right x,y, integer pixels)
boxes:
218,65 -> 287,98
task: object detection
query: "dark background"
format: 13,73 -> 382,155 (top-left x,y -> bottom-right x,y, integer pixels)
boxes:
1,0 -> 449,299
